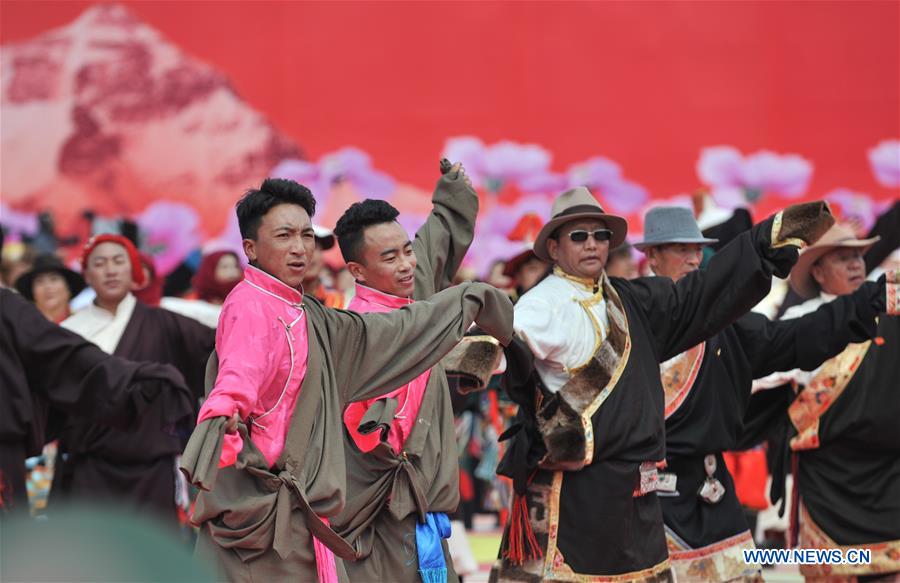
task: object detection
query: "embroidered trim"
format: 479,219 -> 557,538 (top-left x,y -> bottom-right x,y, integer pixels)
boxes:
797,502 -> 900,577
554,266 -> 603,295
581,281 -> 631,467
788,342 -> 871,451
771,211 -> 807,250
666,529 -> 759,582
252,312 -> 305,428
568,297 -> 608,376
660,343 -> 706,419
543,471 -> 672,581
887,282 -> 899,316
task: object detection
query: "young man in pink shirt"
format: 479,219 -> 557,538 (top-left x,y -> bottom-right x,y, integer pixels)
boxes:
331,162 -> 478,583
181,174 -> 512,583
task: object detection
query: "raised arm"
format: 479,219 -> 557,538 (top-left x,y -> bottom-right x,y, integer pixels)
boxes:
864,200 -> 900,274
622,202 -> 834,361
412,162 -> 479,297
735,278 -> 885,378
324,281 -> 513,403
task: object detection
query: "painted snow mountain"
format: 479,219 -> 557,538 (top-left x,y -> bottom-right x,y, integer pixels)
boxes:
0,4 -> 301,235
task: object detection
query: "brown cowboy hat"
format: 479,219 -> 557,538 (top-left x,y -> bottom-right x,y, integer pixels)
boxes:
789,223 -> 880,299
15,254 -> 86,302
533,186 -> 628,262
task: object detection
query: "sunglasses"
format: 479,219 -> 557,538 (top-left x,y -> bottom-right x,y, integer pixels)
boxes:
566,229 -> 612,243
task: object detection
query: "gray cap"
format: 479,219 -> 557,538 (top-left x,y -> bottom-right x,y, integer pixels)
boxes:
634,206 -> 719,250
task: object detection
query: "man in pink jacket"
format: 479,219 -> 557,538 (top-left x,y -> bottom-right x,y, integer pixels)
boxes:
332,162 -> 478,583
181,174 -> 513,583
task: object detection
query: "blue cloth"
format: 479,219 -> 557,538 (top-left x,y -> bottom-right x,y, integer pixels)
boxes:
415,512 -> 451,583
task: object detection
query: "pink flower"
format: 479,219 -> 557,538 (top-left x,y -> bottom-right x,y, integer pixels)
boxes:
868,140 -> 900,187
826,188 -> 892,234
271,147 -> 396,208
697,146 -> 813,201
0,203 -> 39,236
136,201 -> 202,275
567,157 -> 649,214
466,193 -> 554,276
203,210 -> 247,266
442,136 -> 559,194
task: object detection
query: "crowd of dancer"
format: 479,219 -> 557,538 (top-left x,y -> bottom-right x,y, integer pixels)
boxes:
1,159 -> 898,583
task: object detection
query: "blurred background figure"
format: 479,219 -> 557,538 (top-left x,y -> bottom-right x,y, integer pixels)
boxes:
302,224 -> 349,308
604,242 -> 639,280
160,250 -> 244,328
14,254 -> 85,323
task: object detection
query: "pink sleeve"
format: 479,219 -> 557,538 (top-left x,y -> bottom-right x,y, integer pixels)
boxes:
197,296 -> 272,467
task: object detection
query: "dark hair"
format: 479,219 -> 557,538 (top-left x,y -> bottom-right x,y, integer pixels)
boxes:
236,178 -> 316,240
333,199 -> 400,264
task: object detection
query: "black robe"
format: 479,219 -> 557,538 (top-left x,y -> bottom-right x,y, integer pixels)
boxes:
795,314 -> 900,545
493,209 -> 825,581
660,281 -> 883,552
0,288 -> 194,516
51,301 -> 214,521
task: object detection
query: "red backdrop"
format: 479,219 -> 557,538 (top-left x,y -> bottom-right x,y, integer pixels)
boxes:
3,0 -> 897,211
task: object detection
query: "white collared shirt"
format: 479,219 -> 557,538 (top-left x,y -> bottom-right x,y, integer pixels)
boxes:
514,271 -> 609,392
62,292 -> 137,355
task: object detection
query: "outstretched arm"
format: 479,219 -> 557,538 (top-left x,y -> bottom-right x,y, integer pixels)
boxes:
326,281 -> 513,403
2,290 -> 193,431
736,278 -> 885,378
622,202 -> 834,361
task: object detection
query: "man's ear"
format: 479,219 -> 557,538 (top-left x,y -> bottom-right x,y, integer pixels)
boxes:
547,239 -> 559,262
243,238 -> 257,264
810,262 -> 826,286
347,260 -> 366,282
645,247 -> 658,272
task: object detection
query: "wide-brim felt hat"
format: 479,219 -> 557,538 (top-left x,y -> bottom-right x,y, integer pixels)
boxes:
533,186 -> 628,262
634,206 -> 719,250
789,223 -> 880,299
15,254 -> 86,301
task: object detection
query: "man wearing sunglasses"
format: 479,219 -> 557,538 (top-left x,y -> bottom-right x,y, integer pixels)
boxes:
492,186 -> 836,582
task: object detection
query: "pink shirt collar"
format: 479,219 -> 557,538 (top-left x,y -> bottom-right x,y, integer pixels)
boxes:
353,282 -> 412,310
243,265 -> 304,308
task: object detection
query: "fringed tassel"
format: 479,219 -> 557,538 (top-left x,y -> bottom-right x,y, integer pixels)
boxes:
419,567 -> 448,583
502,491 -> 543,565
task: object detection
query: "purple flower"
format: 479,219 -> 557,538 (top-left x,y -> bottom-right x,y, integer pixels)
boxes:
825,189 -> 892,233
709,186 -> 750,210
319,148 -> 396,198
0,203 -> 39,236
741,150 -> 812,198
868,140 -> 900,187
567,157 -> 649,214
517,171 -> 569,194
442,136 -> 558,194
466,193 -> 554,276
697,146 -> 813,200
568,157 -> 623,187
136,201 -> 201,275
697,147 -> 744,188
203,210 -> 247,266
271,148 -> 396,209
